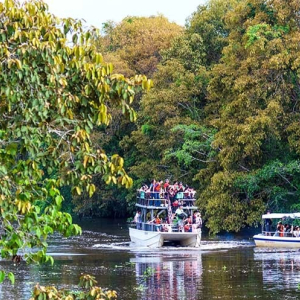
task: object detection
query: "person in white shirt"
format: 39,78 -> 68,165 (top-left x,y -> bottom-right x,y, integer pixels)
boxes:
293,226 -> 300,237
175,205 -> 186,231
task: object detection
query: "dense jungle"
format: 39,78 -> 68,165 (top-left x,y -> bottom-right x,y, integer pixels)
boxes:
73,0 -> 300,235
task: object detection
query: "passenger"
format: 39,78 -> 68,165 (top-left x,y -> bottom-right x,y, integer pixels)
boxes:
162,221 -> 172,232
169,186 -> 176,204
133,211 -> 142,229
190,188 -> 196,199
293,226 -> 300,237
192,213 -> 202,232
154,180 -> 161,206
154,216 -> 162,232
284,224 -> 292,236
178,182 -> 184,192
173,181 -> 179,198
163,179 -> 170,199
172,213 -> 178,228
158,180 -> 165,201
184,215 -> 193,232
277,221 -> 284,237
175,205 -> 187,231
148,179 -> 156,206
172,199 -> 179,213
264,211 -> 272,236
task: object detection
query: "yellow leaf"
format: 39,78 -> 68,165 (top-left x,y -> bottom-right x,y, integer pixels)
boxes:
105,175 -> 111,184
83,156 -> 88,168
75,186 -> 81,195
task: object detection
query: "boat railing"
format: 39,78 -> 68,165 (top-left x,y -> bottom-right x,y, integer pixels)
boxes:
136,191 -> 196,208
262,230 -> 300,237
132,221 -> 197,233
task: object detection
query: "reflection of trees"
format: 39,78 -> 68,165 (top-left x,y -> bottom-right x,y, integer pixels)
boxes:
201,250 -> 264,299
254,250 -> 300,292
131,254 -> 202,300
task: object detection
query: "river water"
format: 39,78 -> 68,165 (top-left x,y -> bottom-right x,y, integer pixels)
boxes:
1,219 -> 300,300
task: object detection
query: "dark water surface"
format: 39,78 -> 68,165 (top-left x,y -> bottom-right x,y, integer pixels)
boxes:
1,219 -> 300,300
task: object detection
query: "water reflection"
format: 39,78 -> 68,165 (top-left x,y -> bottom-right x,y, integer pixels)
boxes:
1,219 -> 300,300
254,248 -> 300,294
131,252 -> 202,300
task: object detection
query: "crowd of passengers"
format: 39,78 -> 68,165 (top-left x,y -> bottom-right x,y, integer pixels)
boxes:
264,216 -> 300,237
138,179 -> 196,207
134,208 -> 202,233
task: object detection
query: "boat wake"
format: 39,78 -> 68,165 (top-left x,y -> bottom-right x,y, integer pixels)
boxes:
91,240 -> 253,251
200,240 -> 254,250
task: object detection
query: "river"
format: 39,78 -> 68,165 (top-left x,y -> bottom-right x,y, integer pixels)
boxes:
1,218 -> 300,300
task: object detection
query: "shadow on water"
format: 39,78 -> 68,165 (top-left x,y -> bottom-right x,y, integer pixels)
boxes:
1,219 -> 300,300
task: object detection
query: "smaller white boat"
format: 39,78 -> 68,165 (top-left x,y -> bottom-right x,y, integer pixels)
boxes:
253,213 -> 300,248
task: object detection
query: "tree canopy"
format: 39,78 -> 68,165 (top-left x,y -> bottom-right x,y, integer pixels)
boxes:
99,16 -> 183,77
109,0 -> 300,234
3,0 -> 300,262
0,0 -> 150,278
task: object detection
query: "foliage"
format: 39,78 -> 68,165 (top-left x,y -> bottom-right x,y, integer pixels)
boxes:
143,267 -> 155,278
0,0 -> 150,271
234,160 -> 300,212
98,16 -> 183,77
199,0 -> 300,233
120,0 -> 230,208
0,270 -> 14,285
164,124 -> 217,167
7,0 -> 300,237
91,0 -> 300,234
30,274 -> 117,300
121,60 -> 206,194
69,16 -> 183,216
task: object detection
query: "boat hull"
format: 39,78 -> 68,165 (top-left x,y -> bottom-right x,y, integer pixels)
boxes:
253,234 -> 300,248
129,227 -> 201,248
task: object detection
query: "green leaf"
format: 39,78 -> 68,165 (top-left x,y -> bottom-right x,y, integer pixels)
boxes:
0,271 -> 5,283
7,272 -> 15,285
55,195 -> 63,206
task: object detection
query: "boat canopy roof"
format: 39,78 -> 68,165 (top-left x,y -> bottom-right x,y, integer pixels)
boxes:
262,213 -> 300,219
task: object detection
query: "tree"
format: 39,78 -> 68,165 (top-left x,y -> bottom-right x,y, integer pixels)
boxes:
0,0 -> 150,279
199,0 -> 300,233
164,0 -> 239,71
73,16 -> 182,215
98,15 -> 183,77
120,59 -> 206,195
120,0 -> 235,205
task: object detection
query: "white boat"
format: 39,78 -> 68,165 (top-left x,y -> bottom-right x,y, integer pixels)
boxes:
129,190 -> 201,248
253,213 -> 300,248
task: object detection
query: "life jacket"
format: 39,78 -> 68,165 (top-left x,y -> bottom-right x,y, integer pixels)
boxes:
278,224 -> 284,237
154,183 -> 161,192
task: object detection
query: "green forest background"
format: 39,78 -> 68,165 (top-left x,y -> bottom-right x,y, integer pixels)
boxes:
67,0 -> 300,234
2,0 -> 300,238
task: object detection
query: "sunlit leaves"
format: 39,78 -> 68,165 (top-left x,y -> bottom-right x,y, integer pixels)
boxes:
98,16 -> 183,77
0,271 -> 14,285
200,0 -> 300,233
30,274 -> 117,300
0,0 -> 147,272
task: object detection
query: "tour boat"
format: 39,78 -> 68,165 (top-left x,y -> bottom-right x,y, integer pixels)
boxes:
253,213 -> 300,248
129,190 -> 201,248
